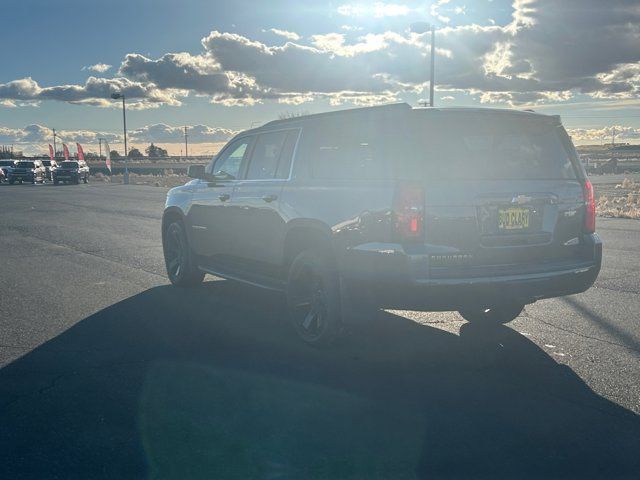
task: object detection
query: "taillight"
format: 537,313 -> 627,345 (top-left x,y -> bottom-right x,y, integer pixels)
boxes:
393,181 -> 424,241
583,179 -> 596,233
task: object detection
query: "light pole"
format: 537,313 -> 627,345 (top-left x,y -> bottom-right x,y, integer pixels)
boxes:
111,92 -> 129,184
410,22 -> 436,107
52,128 -> 58,160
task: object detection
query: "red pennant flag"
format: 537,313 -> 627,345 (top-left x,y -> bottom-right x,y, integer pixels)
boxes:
104,141 -> 112,173
63,143 -> 70,160
48,144 -> 54,161
76,143 -> 85,161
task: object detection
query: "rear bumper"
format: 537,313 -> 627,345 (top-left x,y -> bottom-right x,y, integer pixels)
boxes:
341,234 -> 602,310
10,173 -> 35,181
54,172 -> 79,180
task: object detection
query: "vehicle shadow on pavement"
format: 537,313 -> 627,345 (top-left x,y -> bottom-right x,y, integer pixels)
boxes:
1,280 -> 639,479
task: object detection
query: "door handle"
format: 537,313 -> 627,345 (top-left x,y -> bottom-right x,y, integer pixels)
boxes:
218,193 -> 230,202
262,194 -> 278,203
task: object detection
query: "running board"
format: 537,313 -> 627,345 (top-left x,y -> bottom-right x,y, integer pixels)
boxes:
197,265 -> 285,292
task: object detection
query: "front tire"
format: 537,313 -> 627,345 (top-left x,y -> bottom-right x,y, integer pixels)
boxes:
286,250 -> 342,346
458,302 -> 525,325
163,221 -> 205,287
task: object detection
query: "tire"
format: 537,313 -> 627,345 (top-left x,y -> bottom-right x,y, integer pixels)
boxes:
53,179 -> 59,185
163,221 -> 205,287
83,175 -> 88,184
73,177 -> 79,185
9,179 -> 14,185
458,302 -> 525,325
286,249 -> 342,347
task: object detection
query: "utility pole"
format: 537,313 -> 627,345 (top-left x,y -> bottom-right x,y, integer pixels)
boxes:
184,126 -> 188,160
429,25 -> 435,107
612,127 -> 616,147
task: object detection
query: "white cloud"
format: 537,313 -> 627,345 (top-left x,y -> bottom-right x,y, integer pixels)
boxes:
130,124 -> 236,143
568,126 -> 640,143
0,123 -> 237,155
82,63 -> 112,73
264,28 -> 301,41
2,0 -> 640,110
0,76 -> 182,109
431,0 -> 451,23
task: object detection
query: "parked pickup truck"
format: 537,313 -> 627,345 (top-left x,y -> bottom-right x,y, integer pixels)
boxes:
162,103 -> 602,345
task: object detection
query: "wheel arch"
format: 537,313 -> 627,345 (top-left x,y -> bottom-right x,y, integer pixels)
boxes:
282,220 -> 336,274
162,207 -> 187,238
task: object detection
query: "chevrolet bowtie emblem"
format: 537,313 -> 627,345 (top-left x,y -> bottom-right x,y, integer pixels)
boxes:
512,195 -> 532,204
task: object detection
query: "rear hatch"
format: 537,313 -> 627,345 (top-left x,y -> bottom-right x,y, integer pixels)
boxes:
398,110 -> 590,278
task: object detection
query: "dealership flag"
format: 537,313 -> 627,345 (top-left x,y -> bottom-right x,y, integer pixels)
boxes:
48,144 -> 54,161
76,143 -> 85,161
104,141 -> 111,173
63,143 -> 70,160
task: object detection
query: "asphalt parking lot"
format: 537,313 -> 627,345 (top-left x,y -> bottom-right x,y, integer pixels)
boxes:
1,183 -> 639,479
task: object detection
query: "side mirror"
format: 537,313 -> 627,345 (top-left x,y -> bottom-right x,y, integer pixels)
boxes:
187,164 -> 206,179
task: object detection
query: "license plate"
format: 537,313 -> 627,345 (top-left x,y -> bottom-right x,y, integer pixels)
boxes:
498,208 -> 529,230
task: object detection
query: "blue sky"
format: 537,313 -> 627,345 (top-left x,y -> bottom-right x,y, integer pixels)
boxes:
1,0 -> 639,154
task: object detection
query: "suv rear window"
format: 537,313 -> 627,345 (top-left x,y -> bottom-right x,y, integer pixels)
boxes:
399,115 -> 577,180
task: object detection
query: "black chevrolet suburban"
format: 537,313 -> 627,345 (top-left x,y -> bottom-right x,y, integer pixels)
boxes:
162,103 -> 602,345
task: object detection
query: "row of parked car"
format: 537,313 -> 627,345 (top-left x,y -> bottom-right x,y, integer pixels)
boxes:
0,159 -> 90,185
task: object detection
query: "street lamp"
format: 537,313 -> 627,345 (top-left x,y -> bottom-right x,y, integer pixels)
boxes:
410,22 -> 436,107
111,92 -> 129,184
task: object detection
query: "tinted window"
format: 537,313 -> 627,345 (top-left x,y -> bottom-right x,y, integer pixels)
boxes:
16,162 -> 35,168
399,115 -> 577,180
275,130 -> 298,179
212,138 -> 251,179
245,130 -> 297,180
42,161 -> 51,166
60,162 -> 79,168
301,118 -> 392,180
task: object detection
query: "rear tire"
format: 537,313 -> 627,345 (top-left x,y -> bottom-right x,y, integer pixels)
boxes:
459,302 -> 525,325
163,221 -> 205,287
286,250 -> 342,347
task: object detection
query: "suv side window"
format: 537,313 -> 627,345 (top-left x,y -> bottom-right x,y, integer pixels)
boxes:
211,137 -> 252,179
245,129 -> 298,180
301,119 -> 391,181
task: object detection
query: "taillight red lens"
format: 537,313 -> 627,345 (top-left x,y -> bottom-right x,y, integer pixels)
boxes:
393,182 -> 424,241
584,179 -> 596,233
